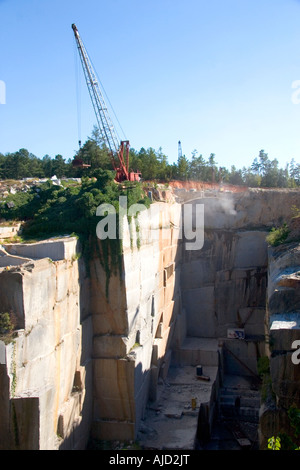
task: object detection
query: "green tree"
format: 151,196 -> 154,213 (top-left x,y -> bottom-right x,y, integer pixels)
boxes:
251,157 -> 261,175
42,154 -> 53,178
52,154 -> 67,178
135,147 -> 160,180
242,166 -> 261,187
75,139 -> 111,172
228,165 -> 243,185
261,158 -> 280,187
217,166 -> 230,183
177,154 -> 189,181
289,158 -> 300,187
258,149 -> 269,176
189,151 -> 206,180
250,150 -> 290,188
13,148 -> 30,179
208,153 -> 218,182
156,147 -> 169,180
277,165 -> 289,188
0,152 -> 6,179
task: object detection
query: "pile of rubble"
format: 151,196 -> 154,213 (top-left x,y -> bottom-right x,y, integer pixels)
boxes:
0,222 -> 22,241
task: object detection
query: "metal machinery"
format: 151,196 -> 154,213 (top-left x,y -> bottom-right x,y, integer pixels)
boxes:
72,24 -> 141,182
178,140 -> 182,159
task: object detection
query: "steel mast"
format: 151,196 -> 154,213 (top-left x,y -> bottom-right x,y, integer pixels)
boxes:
178,140 -> 182,159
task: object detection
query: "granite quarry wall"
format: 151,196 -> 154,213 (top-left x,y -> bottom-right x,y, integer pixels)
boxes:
0,188 -> 299,449
90,202 -> 182,441
0,238 -> 92,450
0,202 -> 182,448
178,191 -> 274,378
259,241 -> 300,448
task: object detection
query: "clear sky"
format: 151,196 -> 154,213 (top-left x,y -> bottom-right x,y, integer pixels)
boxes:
1,0 -> 300,170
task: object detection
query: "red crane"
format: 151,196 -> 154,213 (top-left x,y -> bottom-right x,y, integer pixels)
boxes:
72,24 -> 141,182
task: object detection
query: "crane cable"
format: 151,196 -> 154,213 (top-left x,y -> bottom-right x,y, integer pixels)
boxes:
74,40 -> 82,149
73,31 -> 127,152
89,53 -> 128,144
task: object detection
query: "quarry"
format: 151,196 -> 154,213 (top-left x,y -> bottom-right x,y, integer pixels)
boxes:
0,183 -> 299,450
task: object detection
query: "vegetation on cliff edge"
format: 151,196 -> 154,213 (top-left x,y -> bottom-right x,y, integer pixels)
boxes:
266,205 -> 300,247
0,170 -> 151,292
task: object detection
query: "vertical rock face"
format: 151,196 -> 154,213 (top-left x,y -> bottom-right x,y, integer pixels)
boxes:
181,229 -> 268,340
91,202 -> 182,441
0,238 -> 93,450
259,242 -> 300,449
0,203 -> 183,448
179,191 -> 271,379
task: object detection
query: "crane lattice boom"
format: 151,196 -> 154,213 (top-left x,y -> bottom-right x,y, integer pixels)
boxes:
72,24 -> 141,182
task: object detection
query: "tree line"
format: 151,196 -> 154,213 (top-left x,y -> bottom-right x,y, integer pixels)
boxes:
0,132 -> 299,188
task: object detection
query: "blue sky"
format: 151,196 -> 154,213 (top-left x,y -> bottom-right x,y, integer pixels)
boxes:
1,0 -> 300,170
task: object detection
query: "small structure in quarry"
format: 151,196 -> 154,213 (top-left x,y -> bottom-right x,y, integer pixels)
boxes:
0,186 -> 299,450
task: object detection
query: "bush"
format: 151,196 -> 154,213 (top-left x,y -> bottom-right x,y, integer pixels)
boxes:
0,312 -> 17,343
267,405 -> 300,450
266,223 -> 290,247
0,312 -> 14,334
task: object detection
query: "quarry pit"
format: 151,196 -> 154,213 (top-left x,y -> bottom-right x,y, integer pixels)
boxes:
0,185 -> 299,450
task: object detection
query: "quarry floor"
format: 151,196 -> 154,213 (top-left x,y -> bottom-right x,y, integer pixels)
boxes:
137,337 -> 260,451
137,371 -> 259,451
137,365 -> 217,450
